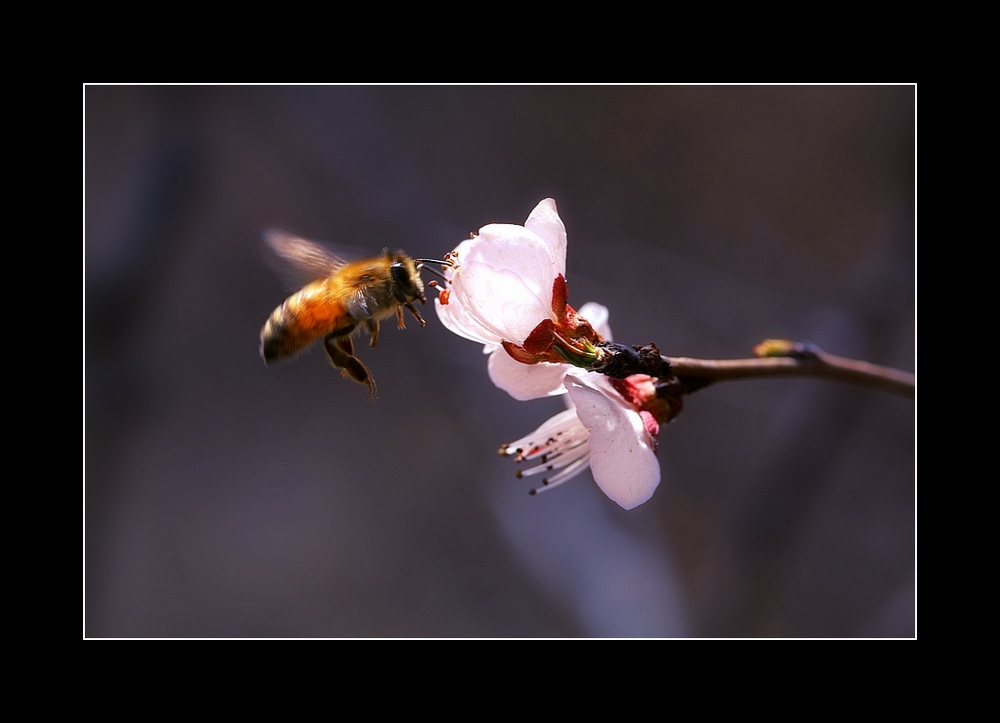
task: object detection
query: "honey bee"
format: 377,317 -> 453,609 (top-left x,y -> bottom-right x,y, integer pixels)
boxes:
260,229 -> 446,399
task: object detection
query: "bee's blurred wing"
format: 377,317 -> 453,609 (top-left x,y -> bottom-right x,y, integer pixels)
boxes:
263,229 -> 347,288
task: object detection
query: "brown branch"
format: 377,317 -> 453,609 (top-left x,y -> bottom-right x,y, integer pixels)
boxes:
595,340 -> 915,399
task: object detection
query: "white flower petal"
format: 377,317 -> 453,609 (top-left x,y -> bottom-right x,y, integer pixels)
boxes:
434,200 -> 571,348
446,236 -> 478,269
449,223 -> 557,344
435,291 -> 498,346
488,348 -> 569,400
456,262 -> 552,344
565,376 -> 660,510
523,198 -> 567,279
464,224 -> 558,296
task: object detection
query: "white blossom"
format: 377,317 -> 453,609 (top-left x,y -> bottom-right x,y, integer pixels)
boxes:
435,198 -> 661,509
435,199 -> 572,400
501,370 -> 661,510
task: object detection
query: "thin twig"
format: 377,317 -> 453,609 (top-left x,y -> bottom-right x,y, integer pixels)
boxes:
667,353 -> 914,398
596,340 -> 915,399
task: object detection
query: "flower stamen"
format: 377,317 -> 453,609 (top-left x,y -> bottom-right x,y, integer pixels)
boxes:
499,407 -> 592,495
528,456 -> 594,495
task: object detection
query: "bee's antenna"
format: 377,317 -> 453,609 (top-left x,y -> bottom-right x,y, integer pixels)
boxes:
415,251 -> 457,282
414,258 -> 454,268
416,262 -> 452,283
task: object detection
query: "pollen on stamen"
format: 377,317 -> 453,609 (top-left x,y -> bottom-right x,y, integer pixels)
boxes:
529,479 -> 551,496
503,408 -> 594,498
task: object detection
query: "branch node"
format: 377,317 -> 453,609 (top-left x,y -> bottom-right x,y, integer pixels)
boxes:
595,342 -> 671,378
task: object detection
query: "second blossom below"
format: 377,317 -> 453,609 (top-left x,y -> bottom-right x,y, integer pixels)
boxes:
501,371 -> 662,510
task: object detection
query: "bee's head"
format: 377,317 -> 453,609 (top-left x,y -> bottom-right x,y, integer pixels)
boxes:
388,252 -> 425,303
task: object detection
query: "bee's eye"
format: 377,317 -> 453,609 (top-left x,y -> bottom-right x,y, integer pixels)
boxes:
391,262 -> 410,287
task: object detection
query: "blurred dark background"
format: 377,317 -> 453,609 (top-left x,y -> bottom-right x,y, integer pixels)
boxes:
85,86 -> 915,637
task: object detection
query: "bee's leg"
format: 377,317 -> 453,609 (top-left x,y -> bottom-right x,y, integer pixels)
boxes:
366,318 -> 380,348
323,330 -> 378,400
339,335 -> 355,355
404,302 -> 427,327
396,306 -> 406,330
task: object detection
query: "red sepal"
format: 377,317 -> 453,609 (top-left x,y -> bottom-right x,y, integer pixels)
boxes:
522,318 -> 556,354
502,340 -> 541,364
551,274 -> 568,320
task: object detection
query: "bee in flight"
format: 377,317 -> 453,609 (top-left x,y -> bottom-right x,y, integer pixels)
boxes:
260,229 -> 450,400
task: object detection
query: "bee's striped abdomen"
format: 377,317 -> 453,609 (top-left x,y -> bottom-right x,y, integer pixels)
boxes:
260,279 -> 354,364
